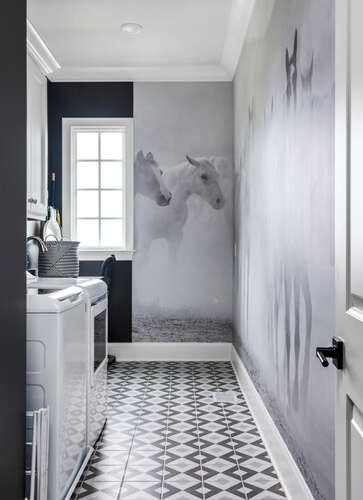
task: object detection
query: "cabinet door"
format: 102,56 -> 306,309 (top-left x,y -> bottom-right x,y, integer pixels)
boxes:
27,55 -> 48,220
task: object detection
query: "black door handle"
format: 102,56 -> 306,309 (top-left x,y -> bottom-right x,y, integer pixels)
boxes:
316,337 -> 343,369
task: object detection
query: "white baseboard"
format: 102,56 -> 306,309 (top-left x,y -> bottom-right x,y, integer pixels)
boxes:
231,346 -> 313,500
109,342 -> 231,361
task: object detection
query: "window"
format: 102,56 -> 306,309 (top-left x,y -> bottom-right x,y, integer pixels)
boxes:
62,118 -> 133,260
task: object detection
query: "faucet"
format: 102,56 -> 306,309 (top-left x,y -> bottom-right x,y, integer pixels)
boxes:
26,236 -> 47,253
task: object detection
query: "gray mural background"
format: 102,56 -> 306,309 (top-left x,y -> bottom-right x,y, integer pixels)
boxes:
233,1 -> 335,498
133,83 -> 234,342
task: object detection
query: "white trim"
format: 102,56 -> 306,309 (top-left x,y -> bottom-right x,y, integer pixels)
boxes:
231,346 -> 314,500
221,0 -> 256,78
26,20 -> 60,75
47,64 -> 231,83
62,117 -> 134,255
27,2 -> 254,82
109,343 -> 231,361
27,1 -> 255,82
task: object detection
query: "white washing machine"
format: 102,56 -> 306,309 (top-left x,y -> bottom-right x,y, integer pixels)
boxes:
28,277 -> 108,448
27,285 -> 92,500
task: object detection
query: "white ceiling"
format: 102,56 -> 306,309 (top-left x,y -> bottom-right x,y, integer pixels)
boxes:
27,0 -> 255,81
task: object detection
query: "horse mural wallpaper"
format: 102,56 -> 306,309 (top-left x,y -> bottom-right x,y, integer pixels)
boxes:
133,82 -> 234,342
233,1 -> 334,499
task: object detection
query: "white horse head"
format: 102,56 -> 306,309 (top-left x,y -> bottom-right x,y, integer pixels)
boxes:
185,155 -> 225,209
135,150 -> 172,206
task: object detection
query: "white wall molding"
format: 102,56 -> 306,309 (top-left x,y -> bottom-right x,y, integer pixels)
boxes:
48,64 -> 230,83
26,20 -> 60,75
28,1 -> 255,82
109,342 -> 231,361
231,346 -> 313,500
221,0 -> 256,78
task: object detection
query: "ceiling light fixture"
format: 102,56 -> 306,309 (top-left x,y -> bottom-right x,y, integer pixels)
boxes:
121,22 -> 143,34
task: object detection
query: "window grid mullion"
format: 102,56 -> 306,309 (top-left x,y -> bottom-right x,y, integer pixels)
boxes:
72,125 -> 128,249
74,131 -> 78,240
122,131 -> 127,246
98,132 -> 101,245
77,158 -> 123,163
77,217 -> 124,220
76,188 -> 123,192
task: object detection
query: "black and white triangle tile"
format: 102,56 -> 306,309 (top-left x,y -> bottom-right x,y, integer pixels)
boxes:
74,481 -> 121,499
72,361 -> 286,500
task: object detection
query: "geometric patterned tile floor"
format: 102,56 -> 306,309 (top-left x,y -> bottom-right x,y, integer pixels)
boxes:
72,362 -> 286,500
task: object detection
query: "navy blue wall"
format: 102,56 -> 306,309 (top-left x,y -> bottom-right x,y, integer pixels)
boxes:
48,82 -> 133,213
79,260 -> 132,343
48,82 -> 133,342
0,1 -> 26,497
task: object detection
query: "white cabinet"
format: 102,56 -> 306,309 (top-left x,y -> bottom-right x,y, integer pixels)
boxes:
27,54 -> 48,220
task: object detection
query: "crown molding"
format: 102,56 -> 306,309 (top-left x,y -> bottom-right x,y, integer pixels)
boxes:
221,0 -> 256,78
47,64 -> 230,82
28,0 -> 254,82
26,19 -> 60,74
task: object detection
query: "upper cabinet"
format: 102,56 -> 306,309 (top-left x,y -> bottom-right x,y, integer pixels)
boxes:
26,20 -> 60,221
27,54 -> 48,220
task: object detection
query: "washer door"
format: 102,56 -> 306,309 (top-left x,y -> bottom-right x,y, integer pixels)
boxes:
90,295 -> 108,386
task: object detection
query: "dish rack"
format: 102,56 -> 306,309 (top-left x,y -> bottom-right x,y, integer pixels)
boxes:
25,408 -> 49,500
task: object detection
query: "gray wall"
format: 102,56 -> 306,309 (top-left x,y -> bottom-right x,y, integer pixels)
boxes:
233,1 -> 334,498
133,83 -> 234,342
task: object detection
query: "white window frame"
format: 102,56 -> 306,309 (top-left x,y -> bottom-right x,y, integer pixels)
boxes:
62,117 -> 134,261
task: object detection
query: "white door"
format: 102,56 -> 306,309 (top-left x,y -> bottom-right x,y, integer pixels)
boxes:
335,1 -> 363,498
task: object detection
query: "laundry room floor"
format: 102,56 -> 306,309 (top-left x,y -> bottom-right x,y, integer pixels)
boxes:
72,362 -> 286,499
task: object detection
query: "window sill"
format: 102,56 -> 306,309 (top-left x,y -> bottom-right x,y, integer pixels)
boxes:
78,249 -> 134,261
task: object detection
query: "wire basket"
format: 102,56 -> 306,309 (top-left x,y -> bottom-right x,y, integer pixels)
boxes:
38,241 -> 80,278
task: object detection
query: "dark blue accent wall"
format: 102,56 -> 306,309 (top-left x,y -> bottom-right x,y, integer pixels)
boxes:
48,82 -> 133,342
0,0 -> 26,497
79,260 -> 132,343
48,81 -> 133,213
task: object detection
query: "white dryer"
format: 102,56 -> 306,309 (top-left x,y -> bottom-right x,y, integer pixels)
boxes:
27,286 -> 91,500
28,277 -> 108,448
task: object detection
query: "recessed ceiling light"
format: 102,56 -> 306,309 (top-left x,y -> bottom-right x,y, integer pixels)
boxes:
121,22 -> 143,34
